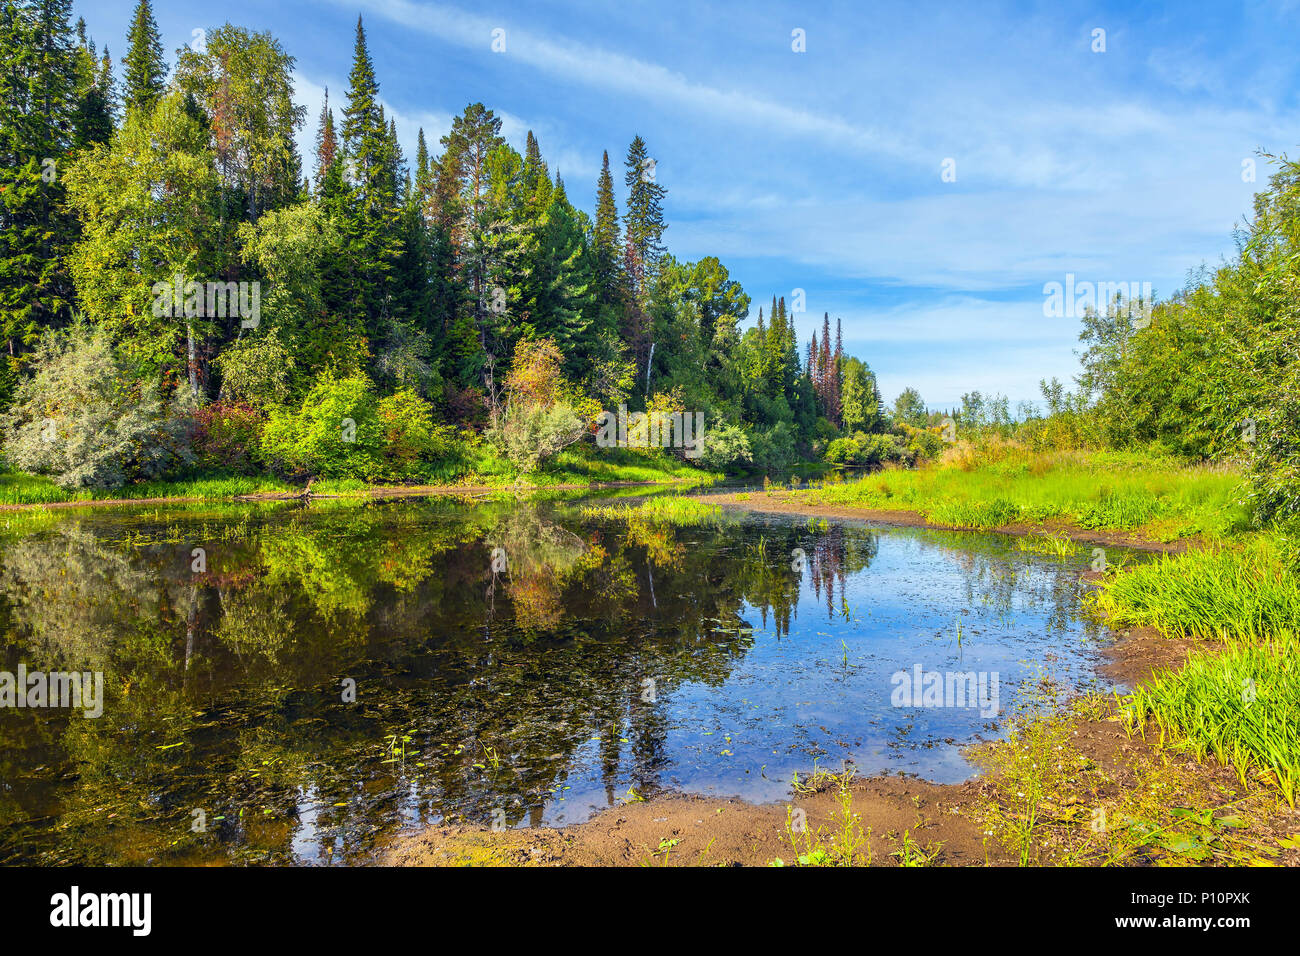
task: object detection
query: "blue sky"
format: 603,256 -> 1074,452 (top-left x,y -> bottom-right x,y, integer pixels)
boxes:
77,1 -> 1300,408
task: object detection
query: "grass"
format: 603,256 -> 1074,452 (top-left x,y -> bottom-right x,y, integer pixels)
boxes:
1086,532 -> 1300,807
973,682 -> 1104,865
771,768 -> 871,867
0,444 -> 718,508
0,471 -> 294,504
1086,536 -> 1300,641
580,495 -> 723,527
1015,531 -> 1079,557
770,448 -> 1248,540
1127,637 -> 1300,806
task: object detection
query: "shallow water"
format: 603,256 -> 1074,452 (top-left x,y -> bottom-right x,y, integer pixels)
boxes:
0,493 -> 1131,864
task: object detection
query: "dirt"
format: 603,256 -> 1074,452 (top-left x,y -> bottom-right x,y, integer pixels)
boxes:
380,775 -> 1015,867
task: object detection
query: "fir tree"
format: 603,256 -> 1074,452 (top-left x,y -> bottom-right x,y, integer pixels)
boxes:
622,135 -> 666,302
314,87 -> 337,190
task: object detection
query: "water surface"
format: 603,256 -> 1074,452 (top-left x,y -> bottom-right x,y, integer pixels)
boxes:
0,493 -> 1127,864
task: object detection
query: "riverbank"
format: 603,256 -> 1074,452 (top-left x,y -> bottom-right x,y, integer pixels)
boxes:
695,490 -> 1196,554
0,451 -> 722,512
379,587 -> 1299,868
0,476 -> 712,513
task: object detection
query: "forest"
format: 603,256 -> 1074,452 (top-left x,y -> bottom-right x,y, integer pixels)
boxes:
1,0 -> 1298,541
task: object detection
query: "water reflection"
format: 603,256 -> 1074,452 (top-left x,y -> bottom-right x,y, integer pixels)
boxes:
0,496 -> 1120,864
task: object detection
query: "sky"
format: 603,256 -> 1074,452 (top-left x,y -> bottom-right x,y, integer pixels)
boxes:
76,0 -> 1300,408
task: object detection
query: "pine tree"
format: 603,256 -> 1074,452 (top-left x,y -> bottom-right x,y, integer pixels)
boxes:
123,0 -> 165,114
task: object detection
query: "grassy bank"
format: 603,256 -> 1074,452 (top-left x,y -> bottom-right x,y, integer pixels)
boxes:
774,448 -> 1247,540
1085,534 -> 1300,808
0,445 -> 720,507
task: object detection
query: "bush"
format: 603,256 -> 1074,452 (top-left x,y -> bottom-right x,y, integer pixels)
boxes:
487,338 -> 586,473
494,402 -> 585,473
190,402 -> 265,475
1247,364 -> 1300,531
749,421 -> 799,473
699,422 -> 752,471
825,431 -> 907,467
0,323 -> 194,489
260,371 -> 383,479
903,424 -> 944,462
375,389 -> 453,480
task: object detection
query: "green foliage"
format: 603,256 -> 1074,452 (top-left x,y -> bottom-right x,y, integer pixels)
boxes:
213,326 -> 295,408
61,90 -> 221,377
122,0 -> 164,114
1128,636 -> 1300,806
825,431 -> 906,467
1087,537 -> 1300,642
891,387 -> 928,427
260,371 -> 382,479
698,422 -> 752,472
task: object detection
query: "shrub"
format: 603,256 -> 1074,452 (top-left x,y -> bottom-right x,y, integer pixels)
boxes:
374,389 -> 451,480
495,402 -> 585,473
699,422 -> 752,471
0,323 -> 194,489
902,424 -> 944,462
749,421 -> 799,473
825,431 -> 907,467
488,338 -> 586,473
190,402 -> 265,475
260,371 -> 382,479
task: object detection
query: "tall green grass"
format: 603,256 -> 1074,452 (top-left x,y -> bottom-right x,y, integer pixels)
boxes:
0,471 -> 293,505
581,496 -> 722,526
1128,638 -> 1300,806
1087,537 -> 1300,641
1091,534 -> 1300,805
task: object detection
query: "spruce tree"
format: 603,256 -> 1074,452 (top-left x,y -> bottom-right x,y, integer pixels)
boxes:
592,150 -> 621,308
123,0 -> 165,114
0,0 -> 81,404
337,16 -> 403,339
622,135 -> 666,302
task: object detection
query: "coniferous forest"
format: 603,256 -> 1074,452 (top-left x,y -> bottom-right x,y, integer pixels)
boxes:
3,0 -> 1299,527
0,0 -> 908,494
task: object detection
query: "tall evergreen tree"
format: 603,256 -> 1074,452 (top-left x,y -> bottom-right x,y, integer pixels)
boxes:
0,0 -> 81,405
333,16 -> 403,343
123,0 -> 165,114
622,134 -> 667,302
592,150 -> 622,308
